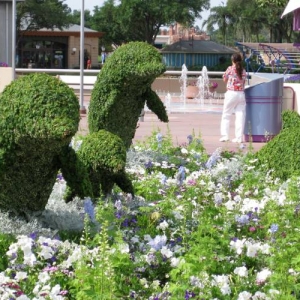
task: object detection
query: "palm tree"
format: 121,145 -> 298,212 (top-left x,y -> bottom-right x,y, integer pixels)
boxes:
202,3 -> 232,45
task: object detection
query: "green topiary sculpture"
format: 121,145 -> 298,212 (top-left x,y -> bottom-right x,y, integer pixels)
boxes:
63,130 -> 134,202
0,73 -> 80,214
88,41 -> 169,149
256,110 -> 300,180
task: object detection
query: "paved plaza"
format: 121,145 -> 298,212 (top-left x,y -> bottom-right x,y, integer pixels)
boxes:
78,95 -> 266,154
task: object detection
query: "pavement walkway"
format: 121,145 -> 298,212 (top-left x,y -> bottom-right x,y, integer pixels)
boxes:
78,95 -> 266,154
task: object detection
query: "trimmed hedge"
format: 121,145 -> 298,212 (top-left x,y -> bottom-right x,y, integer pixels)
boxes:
62,130 -> 134,202
0,73 -> 80,214
88,41 -> 169,149
256,110 -> 300,180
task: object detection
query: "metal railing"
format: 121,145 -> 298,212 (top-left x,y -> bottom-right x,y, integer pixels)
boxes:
15,68 -> 228,76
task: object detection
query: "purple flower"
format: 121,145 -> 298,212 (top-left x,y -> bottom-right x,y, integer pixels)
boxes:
84,198 -> 96,223
176,166 -> 185,185
148,235 -> 167,251
156,133 -> 163,148
270,223 -> 279,234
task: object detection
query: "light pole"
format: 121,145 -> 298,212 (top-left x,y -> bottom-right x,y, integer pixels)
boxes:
79,0 -> 86,114
12,0 -> 16,80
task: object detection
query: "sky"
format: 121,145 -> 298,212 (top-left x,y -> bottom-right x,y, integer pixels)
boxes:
64,0 -> 225,28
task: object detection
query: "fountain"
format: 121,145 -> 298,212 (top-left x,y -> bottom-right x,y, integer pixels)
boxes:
164,93 -> 172,114
196,75 -> 204,105
179,64 -> 188,108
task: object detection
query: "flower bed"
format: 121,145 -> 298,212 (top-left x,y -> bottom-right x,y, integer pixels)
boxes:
0,131 -> 299,299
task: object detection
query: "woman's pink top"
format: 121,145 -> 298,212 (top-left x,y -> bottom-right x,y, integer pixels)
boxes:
223,65 -> 246,91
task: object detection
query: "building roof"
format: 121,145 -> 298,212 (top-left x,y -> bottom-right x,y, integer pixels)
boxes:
161,40 -> 236,54
22,24 -> 103,38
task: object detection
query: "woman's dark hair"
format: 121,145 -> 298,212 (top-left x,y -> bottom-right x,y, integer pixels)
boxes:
231,53 -> 243,79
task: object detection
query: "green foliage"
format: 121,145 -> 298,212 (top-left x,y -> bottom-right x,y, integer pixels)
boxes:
88,42 -> 168,149
0,233 -> 16,271
70,220 -> 117,299
0,73 -> 79,213
17,0 -> 72,32
91,0 -> 209,46
256,110 -> 300,180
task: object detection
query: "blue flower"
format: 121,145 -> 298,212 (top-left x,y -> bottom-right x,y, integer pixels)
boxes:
187,135 -> 193,144
235,214 -> 250,225
148,235 -> 167,251
270,223 -> 279,234
156,133 -> 163,148
176,166 -> 185,185
84,198 -> 96,223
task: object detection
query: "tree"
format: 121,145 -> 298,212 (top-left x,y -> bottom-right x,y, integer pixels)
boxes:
202,3 -> 232,45
91,0 -> 210,46
17,0 -> 72,32
255,0 -> 293,42
227,0 -> 267,42
90,0 -> 125,49
69,9 -> 94,29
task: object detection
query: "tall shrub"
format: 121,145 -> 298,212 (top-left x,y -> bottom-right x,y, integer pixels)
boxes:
0,73 -> 79,214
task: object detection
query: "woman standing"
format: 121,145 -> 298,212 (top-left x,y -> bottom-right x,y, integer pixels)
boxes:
220,53 -> 247,143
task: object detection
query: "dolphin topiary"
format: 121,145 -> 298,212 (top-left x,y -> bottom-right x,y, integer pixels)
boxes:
88,41 -> 169,149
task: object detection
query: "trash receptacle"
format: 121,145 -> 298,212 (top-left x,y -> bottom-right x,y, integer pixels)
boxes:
244,74 -> 284,142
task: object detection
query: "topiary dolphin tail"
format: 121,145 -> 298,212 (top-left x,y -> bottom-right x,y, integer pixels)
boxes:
88,41 -> 169,149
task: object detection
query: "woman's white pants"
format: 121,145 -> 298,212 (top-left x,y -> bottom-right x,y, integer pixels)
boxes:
220,90 -> 246,140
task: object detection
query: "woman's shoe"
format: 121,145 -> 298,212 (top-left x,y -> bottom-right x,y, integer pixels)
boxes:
232,138 -> 242,143
219,136 -> 229,142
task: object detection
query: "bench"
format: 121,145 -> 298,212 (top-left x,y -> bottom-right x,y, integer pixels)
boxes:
56,75 -> 97,92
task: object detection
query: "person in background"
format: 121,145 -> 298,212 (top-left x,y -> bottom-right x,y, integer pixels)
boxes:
87,57 -> 91,69
101,52 -> 106,64
219,52 -> 247,143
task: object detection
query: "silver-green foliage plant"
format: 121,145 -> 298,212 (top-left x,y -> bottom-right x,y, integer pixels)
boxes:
0,73 -> 80,214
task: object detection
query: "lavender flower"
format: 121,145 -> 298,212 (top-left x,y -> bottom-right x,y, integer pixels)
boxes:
176,166 -> 185,185
270,223 -> 279,234
84,198 -> 96,223
235,214 -> 250,225
205,148 -> 221,169
187,135 -> 193,144
148,235 -> 167,251
156,133 -> 163,148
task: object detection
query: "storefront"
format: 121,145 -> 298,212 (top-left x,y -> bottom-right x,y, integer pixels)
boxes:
17,25 -> 103,69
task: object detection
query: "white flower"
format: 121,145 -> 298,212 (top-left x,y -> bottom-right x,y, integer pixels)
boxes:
211,275 -> 231,295
160,246 -> 173,258
151,280 -> 160,289
140,278 -> 149,288
252,291 -> 267,299
181,148 -> 188,154
245,241 -> 260,258
157,220 -> 169,230
16,295 -> 31,300
39,245 -> 54,260
237,291 -> 252,300
38,271 -> 51,284
230,238 -> 246,255
15,271 -> 28,281
170,257 -> 180,267
256,268 -> 272,283
118,243 -> 129,254
234,266 -> 248,277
